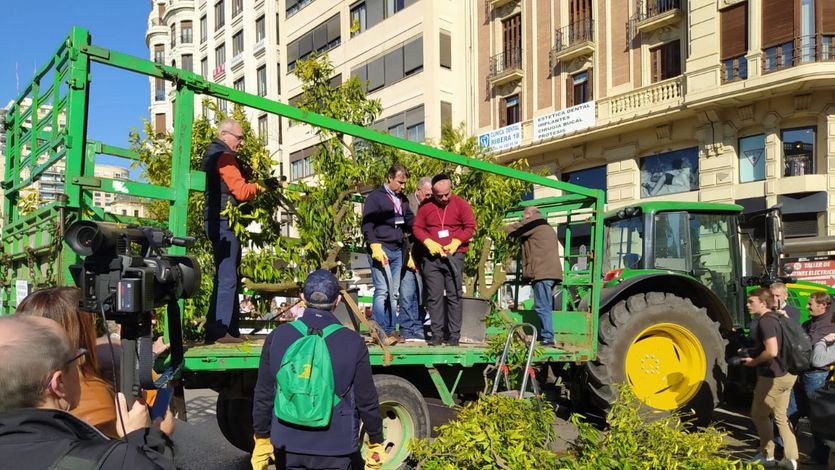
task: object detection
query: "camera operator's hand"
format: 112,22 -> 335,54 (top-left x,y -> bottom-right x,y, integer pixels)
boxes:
741,357 -> 755,367
153,337 -> 170,357
157,409 -> 176,437
823,332 -> 835,344
115,392 -> 152,437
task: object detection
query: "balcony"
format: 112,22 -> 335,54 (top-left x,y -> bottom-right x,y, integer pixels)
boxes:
488,48 -> 523,86
213,64 -> 226,80
599,76 -> 683,119
485,0 -> 519,10
631,0 -> 682,35
253,38 -> 266,56
230,52 -> 245,69
762,34 -> 835,75
551,19 -> 594,63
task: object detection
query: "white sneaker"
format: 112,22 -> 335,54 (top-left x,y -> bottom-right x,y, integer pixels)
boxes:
404,338 -> 426,343
777,458 -> 797,470
749,453 -> 776,467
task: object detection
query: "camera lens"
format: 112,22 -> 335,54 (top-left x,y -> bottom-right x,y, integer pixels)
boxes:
76,226 -> 97,248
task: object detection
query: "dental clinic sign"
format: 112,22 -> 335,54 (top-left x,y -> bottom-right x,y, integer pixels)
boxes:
478,123 -> 521,153
534,101 -> 596,141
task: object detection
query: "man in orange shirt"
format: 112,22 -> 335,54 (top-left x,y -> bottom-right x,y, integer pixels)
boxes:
203,119 -> 263,344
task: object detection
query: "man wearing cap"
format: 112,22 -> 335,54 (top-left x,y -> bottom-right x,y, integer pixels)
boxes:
413,174 -> 476,346
361,164 -> 414,343
251,270 -> 385,470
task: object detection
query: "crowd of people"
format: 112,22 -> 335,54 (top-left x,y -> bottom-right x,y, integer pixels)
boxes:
742,283 -> 835,469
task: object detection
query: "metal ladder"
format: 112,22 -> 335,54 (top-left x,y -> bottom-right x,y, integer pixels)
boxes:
491,323 -> 541,399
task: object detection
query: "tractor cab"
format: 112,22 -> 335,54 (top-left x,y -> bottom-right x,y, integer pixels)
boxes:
603,202 -> 746,326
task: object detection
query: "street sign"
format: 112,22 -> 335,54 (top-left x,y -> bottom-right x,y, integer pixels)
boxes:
785,255 -> 835,287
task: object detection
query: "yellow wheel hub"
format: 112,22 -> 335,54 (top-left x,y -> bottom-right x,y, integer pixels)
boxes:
624,323 -> 706,410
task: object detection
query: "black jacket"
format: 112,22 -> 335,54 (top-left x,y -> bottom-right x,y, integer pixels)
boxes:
252,308 -> 383,456
0,408 -> 176,470
202,138 -> 240,223
361,185 -> 414,250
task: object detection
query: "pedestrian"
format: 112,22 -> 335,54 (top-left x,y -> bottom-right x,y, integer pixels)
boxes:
398,176 -> 432,343
504,206 -> 563,346
743,288 -> 798,469
768,282 -> 803,431
413,173 -> 476,347
203,118 -> 264,344
0,315 -> 176,469
251,269 -> 385,470
361,164 -> 414,344
798,292 -> 835,464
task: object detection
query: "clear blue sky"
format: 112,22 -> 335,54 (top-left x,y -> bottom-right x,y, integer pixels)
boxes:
0,1 -> 152,176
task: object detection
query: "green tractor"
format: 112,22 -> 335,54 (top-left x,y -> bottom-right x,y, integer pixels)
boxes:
560,200 -> 835,422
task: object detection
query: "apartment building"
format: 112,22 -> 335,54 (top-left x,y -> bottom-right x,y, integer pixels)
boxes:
476,0 -> 835,256
146,0 -> 472,182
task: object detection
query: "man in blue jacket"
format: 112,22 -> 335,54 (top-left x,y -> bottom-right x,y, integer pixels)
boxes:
361,164 -> 415,342
251,269 -> 385,470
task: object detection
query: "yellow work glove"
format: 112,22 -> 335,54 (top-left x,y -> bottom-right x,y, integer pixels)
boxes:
423,239 -> 446,257
406,253 -> 416,271
443,238 -> 462,255
370,243 -> 388,264
365,442 -> 386,470
251,436 -> 274,470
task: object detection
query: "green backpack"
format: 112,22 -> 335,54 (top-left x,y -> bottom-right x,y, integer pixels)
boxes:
274,320 -> 344,428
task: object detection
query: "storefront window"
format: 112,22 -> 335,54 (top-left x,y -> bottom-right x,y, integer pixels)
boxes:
640,147 -> 698,198
782,127 -> 815,176
562,165 -> 607,192
739,134 -> 765,183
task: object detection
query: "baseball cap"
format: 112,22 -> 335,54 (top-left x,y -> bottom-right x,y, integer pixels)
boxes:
302,269 -> 340,308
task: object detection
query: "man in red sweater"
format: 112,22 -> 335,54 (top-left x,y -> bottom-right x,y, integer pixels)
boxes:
203,119 -> 263,344
413,174 -> 476,346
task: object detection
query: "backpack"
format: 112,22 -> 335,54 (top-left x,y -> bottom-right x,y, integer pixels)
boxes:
274,320 -> 344,428
776,314 -> 812,375
50,439 -> 121,470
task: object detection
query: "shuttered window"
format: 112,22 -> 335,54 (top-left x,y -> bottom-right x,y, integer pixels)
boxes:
762,0 -> 794,48
154,114 -> 166,136
502,14 -> 521,57
721,3 -> 748,59
650,40 -> 681,82
822,1 -> 835,34
440,31 -> 452,69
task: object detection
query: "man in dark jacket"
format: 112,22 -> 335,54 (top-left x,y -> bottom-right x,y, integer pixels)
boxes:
798,292 -> 835,464
251,269 -> 385,470
361,164 -> 414,341
398,176 -> 432,342
505,206 -> 563,346
203,118 -> 263,344
0,316 -> 175,470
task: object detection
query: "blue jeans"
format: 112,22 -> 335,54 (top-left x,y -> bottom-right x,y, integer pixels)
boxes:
368,245 -> 403,335
532,279 -> 555,342
802,370 -> 831,460
398,268 -> 425,339
205,219 -> 241,341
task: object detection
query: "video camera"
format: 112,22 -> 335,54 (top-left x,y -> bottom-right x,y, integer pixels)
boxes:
64,220 -> 201,404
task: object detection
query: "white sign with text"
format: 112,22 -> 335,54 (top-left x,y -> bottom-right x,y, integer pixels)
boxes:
534,101 -> 596,141
478,123 -> 522,153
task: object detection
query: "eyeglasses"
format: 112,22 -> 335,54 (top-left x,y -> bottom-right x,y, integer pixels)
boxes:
224,131 -> 244,141
65,348 -> 87,367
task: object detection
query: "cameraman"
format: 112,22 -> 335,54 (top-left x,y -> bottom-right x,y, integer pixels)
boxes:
0,316 -> 176,469
203,118 -> 264,344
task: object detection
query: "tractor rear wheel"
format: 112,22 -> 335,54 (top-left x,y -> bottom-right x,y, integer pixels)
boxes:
216,391 -> 255,453
583,292 -> 727,425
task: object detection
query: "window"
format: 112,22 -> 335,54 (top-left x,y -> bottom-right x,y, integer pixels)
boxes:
782,127 -> 816,176
257,66 -> 268,96
233,31 -> 244,57
388,123 -> 405,138
217,98 -> 228,114
256,16 -> 266,42
258,115 -> 268,144
155,78 -> 166,101
276,63 -> 282,94
350,2 -> 367,37
290,146 -> 316,180
406,122 -> 425,142
440,31 -> 451,69
181,21 -> 193,44
567,70 -> 592,107
233,77 -> 245,91
386,0 -> 405,16
739,134 -> 765,182
182,54 -> 193,72
232,0 -> 243,18
286,0 -> 314,17
372,105 -> 424,141
200,15 -> 208,43
154,45 -> 165,64
721,3 -> 748,82
650,41 -> 681,82
154,113 -> 166,136
640,147 -> 699,197
562,165 -> 606,192
287,14 -> 341,71
215,43 -> 226,65
502,95 -> 520,126
134,210 -> 140,217
215,1 -> 225,30
762,0 -> 794,72
171,23 -> 177,48
502,14 -> 522,60
201,57 -> 208,77
441,101 -> 452,129
784,212 -> 819,238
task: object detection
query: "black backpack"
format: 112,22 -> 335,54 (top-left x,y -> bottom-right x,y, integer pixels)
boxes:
776,314 -> 812,375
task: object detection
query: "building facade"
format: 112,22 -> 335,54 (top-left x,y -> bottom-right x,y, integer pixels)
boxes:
145,0 -> 473,182
475,0 -> 835,261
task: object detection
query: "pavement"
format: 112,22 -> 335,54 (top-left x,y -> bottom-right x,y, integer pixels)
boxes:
172,389 -> 830,469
